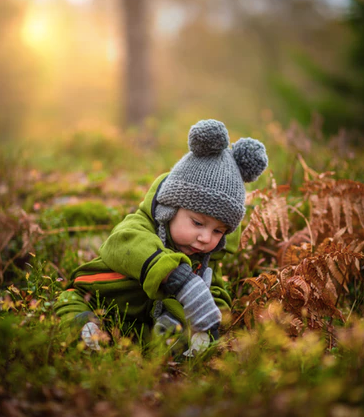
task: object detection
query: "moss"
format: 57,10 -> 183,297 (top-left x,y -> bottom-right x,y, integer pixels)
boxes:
44,201 -> 123,228
32,181 -> 88,201
120,188 -> 145,204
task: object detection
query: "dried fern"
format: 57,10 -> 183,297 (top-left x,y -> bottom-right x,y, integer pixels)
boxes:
241,178 -> 290,248
241,156 -> 364,251
300,171 -> 364,243
235,158 -> 364,340
236,230 -> 364,335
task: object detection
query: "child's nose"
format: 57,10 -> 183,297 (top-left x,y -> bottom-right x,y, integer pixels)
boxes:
198,230 -> 212,244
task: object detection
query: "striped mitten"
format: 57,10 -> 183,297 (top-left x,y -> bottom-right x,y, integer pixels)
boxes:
153,311 -> 183,336
81,322 -> 101,351
162,263 -> 221,333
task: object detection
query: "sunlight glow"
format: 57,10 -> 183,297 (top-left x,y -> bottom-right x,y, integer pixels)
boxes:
22,11 -> 51,49
66,0 -> 92,4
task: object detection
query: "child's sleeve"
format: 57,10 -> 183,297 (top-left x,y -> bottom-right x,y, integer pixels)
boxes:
54,288 -> 93,330
98,175 -> 192,301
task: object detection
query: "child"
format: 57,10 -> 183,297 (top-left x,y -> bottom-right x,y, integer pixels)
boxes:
55,119 -> 268,352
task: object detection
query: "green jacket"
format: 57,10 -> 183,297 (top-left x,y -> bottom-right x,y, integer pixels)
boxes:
55,173 -> 241,334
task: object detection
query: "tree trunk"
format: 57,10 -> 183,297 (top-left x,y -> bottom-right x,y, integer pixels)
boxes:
122,0 -> 154,127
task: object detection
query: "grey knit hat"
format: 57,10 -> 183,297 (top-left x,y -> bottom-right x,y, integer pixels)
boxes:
156,119 -> 268,233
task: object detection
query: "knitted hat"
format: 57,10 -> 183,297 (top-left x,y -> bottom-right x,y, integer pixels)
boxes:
156,119 -> 268,233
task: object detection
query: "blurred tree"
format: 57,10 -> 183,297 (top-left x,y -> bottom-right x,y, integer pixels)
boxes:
0,0 -> 38,141
264,0 -> 364,137
121,0 -> 155,127
347,0 -> 364,125
348,0 -> 364,72
156,0 -> 361,136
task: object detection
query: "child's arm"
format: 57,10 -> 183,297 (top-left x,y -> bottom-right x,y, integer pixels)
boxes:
98,210 -> 191,299
98,174 -> 192,301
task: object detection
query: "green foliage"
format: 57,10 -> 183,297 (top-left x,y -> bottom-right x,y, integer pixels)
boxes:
43,201 -> 121,228
269,73 -> 313,127
271,1 -> 364,138
348,0 -> 364,72
1,118 -> 364,415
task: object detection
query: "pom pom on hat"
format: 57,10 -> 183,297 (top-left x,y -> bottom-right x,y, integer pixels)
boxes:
232,138 -> 268,183
188,119 -> 229,156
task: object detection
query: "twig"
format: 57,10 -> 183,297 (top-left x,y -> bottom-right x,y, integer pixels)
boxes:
297,153 -> 319,181
256,266 -> 280,273
258,246 -> 278,257
48,261 -> 67,280
41,224 -> 111,237
227,305 -> 250,331
1,225 -> 111,278
346,299 -> 357,324
287,205 -> 314,250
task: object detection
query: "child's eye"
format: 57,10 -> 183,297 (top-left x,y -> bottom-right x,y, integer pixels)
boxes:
192,219 -> 203,227
214,229 -> 224,235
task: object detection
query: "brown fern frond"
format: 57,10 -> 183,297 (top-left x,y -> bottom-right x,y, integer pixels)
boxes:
284,275 -> 311,307
244,278 -> 265,291
288,317 -> 304,337
353,240 -> 364,254
240,206 -> 266,248
283,246 -> 302,267
277,229 -> 311,267
328,196 -> 341,231
258,273 -> 278,292
241,300 -> 265,330
261,201 -> 279,241
323,277 -> 339,305
342,194 -> 353,234
241,182 -> 290,248
280,243 -> 312,268
245,188 -> 267,205
254,206 -> 269,241
332,227 -> 348,244
238,241 -> 362,332
301,175 -> 364,241
327,257 -> 347,291
235,161 -> 363,339
274,196 -> 290,241
295,258 -> 327,293
353,200 -> 364,228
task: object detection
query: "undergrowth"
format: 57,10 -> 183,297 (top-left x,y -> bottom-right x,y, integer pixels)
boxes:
0,121 -> 364,416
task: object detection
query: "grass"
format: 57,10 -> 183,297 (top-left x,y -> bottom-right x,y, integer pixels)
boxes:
1,118 -> 364,416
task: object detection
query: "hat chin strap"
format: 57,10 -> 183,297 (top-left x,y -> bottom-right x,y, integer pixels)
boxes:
155,204 -> 178,246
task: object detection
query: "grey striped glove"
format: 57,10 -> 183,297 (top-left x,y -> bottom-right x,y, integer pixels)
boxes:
153,311 -> 183,337
81,322 -> 101,351
162,263 -> 221,333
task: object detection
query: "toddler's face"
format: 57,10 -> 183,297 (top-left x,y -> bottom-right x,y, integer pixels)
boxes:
169,208 -> 227,256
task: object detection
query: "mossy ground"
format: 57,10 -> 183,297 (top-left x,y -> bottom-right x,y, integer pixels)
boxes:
1,119 -> 364,416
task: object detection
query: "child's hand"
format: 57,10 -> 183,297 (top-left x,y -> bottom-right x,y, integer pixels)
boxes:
183,331 -> 210,357
162,263 -> 221,333
153,311 -> 183,337
81,322 -> 102,351
201,267 -> 212,288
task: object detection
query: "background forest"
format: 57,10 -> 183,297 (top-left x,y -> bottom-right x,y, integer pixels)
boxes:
1,0 -> 364,416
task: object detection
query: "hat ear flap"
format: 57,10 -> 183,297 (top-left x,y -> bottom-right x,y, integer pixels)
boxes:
188,119 -> 229,157
232,138 -> 268,183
